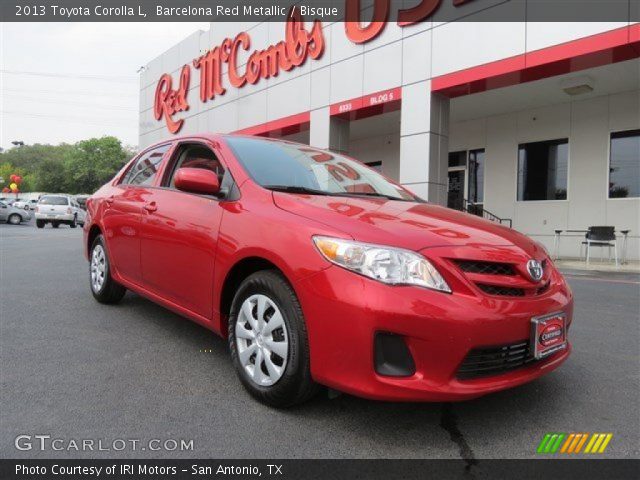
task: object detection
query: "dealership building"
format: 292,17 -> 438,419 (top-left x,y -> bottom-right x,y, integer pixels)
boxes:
139,10 -> 640,261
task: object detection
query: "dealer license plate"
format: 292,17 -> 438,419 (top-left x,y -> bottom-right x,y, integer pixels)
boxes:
530,312 -> 567,360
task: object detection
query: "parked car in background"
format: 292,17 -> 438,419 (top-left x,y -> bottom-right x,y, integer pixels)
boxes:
12,199 -> 31,210
83,134 -> 573,407
0,201 -> 32,225
35,195 -> 86,228
27,199 -> 39,210
75,195 -> 90,210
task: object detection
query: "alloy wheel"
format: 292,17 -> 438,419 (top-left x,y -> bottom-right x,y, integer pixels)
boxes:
235,294 -> 289,386
90,245 -> 106,293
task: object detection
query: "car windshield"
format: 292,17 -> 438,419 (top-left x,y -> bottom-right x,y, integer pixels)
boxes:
39,196 -> 68,206
225,137 -> 418,202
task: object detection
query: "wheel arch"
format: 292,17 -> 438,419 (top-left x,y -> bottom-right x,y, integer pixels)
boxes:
87,224 -> 103,256
218,256 -> 292,337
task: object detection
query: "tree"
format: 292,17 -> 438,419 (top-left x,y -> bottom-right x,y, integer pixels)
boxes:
0,137 -> 135,195
34,158 -> 70,193
65,137 -> 131,194
0,143 -> 72,172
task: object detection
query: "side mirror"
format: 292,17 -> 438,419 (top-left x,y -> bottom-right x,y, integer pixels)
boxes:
174,167 -> 221,196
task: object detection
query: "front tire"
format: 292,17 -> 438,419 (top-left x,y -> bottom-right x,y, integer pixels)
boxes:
228,270 -> 318,407
8,214 -> 21,225
89,235 -> 126,304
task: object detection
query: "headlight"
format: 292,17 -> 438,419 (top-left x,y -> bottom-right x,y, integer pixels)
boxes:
312,236 -> 451,293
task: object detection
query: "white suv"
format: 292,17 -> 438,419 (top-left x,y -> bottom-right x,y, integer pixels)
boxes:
35,195 -> 86,229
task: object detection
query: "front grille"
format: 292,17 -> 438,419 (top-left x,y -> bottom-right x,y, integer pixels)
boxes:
457,341 -> 535,379
455,260 -> 515,276
478,284 -> 525,297
536,281 -> 551,295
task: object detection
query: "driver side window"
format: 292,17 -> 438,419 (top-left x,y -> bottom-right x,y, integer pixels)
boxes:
164,143 -> 225,188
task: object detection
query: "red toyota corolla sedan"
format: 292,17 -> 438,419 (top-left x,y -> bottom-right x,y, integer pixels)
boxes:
83,134 -> 572,407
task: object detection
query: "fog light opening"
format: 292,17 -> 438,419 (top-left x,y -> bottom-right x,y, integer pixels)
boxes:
374,332 -> 416,377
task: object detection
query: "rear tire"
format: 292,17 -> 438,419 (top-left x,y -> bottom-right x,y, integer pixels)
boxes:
36,220 -> 45,229
228,270 -> 318,408
89,235 -> 126,304
8,214 -> 20,225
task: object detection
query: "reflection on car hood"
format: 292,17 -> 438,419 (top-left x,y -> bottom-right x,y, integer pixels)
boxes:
273,193 -> 541,255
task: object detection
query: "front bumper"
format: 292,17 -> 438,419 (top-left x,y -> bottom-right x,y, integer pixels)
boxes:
295,265 -> 573,402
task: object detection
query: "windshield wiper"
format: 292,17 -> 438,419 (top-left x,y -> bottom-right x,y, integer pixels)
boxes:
264,185 -> 333,196
265,185 -> 413,202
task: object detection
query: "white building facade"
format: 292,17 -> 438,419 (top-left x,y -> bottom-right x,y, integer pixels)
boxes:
139,12 -> 640,260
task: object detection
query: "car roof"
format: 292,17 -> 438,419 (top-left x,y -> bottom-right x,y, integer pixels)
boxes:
143,133 -> 298,151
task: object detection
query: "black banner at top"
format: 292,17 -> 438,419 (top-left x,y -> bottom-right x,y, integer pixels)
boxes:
2,0 -> 639,22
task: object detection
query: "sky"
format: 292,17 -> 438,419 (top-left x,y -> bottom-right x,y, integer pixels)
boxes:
0,22 -> 209,151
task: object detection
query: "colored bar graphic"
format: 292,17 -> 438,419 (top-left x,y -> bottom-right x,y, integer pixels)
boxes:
568,434 -> 582,453
598,434 -> 613,453
550,434 -> 565,453
538,433 -> 613,454
574,433 -> 589,453
537,434 -> 552,453
560,433 -> 575,453
584,434 -> 599,453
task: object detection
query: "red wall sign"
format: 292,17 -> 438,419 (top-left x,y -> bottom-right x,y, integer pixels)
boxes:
344,0 -> 476,43
154,65 -> 190,134
194,9 -> 324,103
152,0 -> 477,133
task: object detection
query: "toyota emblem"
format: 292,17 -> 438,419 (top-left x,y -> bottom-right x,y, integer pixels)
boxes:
527,259 -> 544,282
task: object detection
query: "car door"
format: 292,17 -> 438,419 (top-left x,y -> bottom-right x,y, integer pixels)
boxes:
0,202 -> 8,222
139,141 -> 229,319
100,143 -> 171,285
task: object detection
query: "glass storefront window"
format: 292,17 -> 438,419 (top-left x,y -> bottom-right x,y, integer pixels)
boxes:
609,130 -> 640,198
517,139 -> 568,201
448,151 -> 466,167
468,149 -> 485,204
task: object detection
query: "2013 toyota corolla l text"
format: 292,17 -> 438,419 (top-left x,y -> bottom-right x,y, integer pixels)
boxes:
83,134 -> 572,407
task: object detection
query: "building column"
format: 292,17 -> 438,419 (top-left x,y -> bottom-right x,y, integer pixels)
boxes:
310,107 -> 350,152
399,81 -> 450,206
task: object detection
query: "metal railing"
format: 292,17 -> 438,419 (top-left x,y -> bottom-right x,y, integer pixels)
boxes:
461,199 -> 513,228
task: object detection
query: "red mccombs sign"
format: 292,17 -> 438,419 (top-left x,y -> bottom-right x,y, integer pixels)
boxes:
154,0 -> 476,133
155,8 -> 322,134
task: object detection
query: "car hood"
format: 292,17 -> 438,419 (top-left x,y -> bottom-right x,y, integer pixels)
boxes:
273,193 -> 541,256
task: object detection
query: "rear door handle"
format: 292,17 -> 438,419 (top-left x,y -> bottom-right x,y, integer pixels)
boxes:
144,202 -> 157,213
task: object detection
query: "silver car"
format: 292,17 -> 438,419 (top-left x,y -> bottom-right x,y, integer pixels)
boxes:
35,194 -> 86,228
0,201 -> 32,225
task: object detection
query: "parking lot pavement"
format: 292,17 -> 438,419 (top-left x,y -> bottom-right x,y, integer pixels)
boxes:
1,222 -> 639,460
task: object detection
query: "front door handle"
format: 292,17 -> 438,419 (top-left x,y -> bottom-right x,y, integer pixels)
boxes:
144,202 -> 157,213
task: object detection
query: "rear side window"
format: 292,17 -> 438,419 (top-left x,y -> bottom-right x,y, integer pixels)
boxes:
121,144 -> 171,186
39,196 -> 69,206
